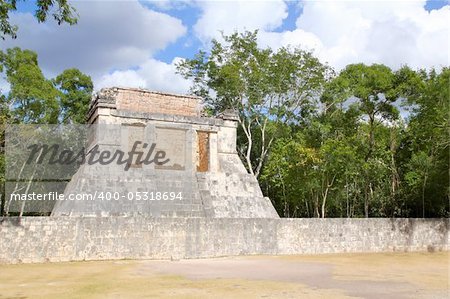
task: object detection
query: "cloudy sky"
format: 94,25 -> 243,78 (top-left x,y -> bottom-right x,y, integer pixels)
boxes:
1,0 -> 448,94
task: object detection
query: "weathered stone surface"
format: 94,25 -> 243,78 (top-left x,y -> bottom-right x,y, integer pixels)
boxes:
52,87 -> 278,218
0,217 -> 447,264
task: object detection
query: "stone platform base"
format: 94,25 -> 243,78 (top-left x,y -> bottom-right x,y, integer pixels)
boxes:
0,217 -> 448,264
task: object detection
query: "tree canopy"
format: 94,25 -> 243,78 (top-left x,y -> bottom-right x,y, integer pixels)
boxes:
0,0 -> 77,39
0,48 -> 92,215
0,47 -> 92,124
180,31 -> 449,218
177,31 -> 330,177
262,66 -> 449,218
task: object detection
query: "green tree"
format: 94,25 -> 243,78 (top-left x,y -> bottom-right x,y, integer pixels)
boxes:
0,47 -> 59,123
262,114 -> 365,218
177,31 -> 330,177
324,64 -> 405,217
54,68 -> 93,124
325,64 -> 400,159
0,47 -> 92,215
262,62 -> 448,218
401,67 -> 450,217
405,151 -> 433,218
0,0 -> 77,39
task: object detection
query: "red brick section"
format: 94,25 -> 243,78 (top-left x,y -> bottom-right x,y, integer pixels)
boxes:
197,131 -> 210,172
115,88 -> 201,116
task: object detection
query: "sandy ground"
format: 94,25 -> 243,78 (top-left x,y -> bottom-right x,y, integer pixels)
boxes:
0,252 -> 448,299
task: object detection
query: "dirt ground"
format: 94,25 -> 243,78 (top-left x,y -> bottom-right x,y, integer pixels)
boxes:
0,252 -> 448,299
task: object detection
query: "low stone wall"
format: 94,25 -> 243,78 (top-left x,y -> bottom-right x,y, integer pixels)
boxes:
0,218 -> 448,264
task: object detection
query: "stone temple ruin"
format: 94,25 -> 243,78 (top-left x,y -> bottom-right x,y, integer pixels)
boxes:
51,87 -> 279,218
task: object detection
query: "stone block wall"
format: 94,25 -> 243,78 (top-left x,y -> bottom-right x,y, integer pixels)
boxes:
114,88 -> 201,117
0,217 -> 447,264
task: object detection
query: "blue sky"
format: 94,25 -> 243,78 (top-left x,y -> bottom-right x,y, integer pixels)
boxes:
2,0 -> 449,94
424,0 -> 448,10
146,0 -> 304,63
147,0 -> 448,64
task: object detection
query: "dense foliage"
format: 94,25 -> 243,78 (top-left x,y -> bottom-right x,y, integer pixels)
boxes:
261,66 -> 449,218
179,31 -> 449,218
177,31 -> 331,178
0,48 -> 92,215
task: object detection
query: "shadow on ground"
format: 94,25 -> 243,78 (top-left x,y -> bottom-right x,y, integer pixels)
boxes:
0,252 -> 448,299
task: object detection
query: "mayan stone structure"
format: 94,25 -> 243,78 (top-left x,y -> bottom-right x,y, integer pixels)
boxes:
51,87 -> 279,218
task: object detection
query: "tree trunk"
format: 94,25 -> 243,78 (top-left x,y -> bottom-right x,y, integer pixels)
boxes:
366,182 -> 374,218
5,159 -> 28,216
305,197 -> 310,218
283,199 -> 289,218
321,191 -> 328,218
346,177 -> 350,218
364,186 -> 369,218
254,118 -> 274,178
19,147 -> 43,218
314,192 -> 320,218
238,116 -> 274,179
237,116 -> 255,176
321,175 -> 335,218
422,175 -> 428,218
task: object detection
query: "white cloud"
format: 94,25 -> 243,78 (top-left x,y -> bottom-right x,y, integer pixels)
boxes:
2,0 -> 187,78
259,29 -> 323,53
2,0 -> 447,98
191,0 -> 448,70
95,57 -> 191,94
95,70 -> 147,90
0,75 -> 10,95
193,0 -> 288,42
146,0 -> 193,11
259,0 -> 449,70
